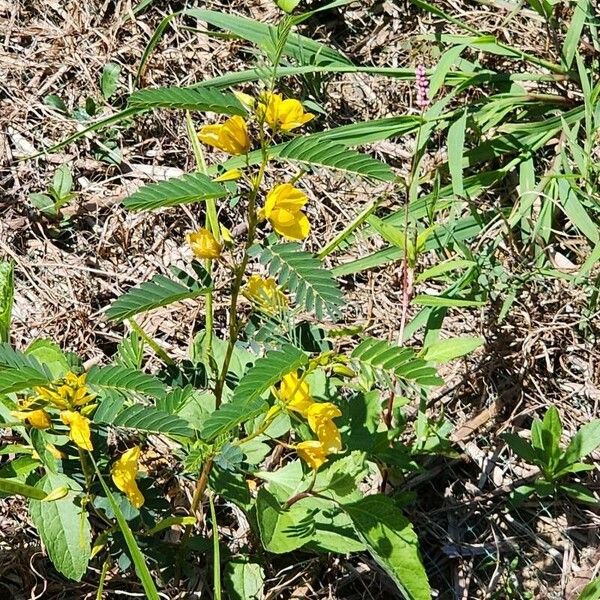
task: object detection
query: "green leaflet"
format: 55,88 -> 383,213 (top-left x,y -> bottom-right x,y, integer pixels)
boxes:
29,473 -> 92,581
351,337 -> 442,387
106,262 -> 211,322
127,86 -> 245,115
277,137 -> 395,182
87,365 -> 168,400
202,344 -> 307,440
123,172 -> 228,212
344,495 -> 431,600
251,243 -> 344,319
108,405 -> 194,438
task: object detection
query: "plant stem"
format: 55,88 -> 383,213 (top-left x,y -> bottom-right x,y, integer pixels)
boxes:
186,111 -> 217,373
128,318 -> 176,367
209,493 -> 221,600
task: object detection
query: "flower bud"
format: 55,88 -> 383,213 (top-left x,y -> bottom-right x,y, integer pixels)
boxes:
186,228 -> 222,260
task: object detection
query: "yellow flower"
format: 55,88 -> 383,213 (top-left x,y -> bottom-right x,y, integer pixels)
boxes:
111,446 -> 144,509
12,408 -> 52,429
61,410 -> 93,451
198,116 -> 250,155
35,372 -> 94,409
263,184 -> 310,241
186,228 -> 222,260
307,402 -> 342,453
278,372 -> 313,416
258,92 -> 314,132
296,440 -> 328,470
245,275 -> 288,314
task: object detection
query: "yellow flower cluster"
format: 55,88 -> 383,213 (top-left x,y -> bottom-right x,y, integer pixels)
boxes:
277,372 -> 342,470
12,372 -> 95,451
257,92 -> 315,132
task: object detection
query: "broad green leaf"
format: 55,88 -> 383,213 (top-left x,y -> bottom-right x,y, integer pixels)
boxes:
30,473 -> 91,581
87,365 -> 167,400
0,261 -> 13,343
109,405 -> 194,438
202,344 -> 307,440
127,87 -> 245,115
223,559 -> 265,600
559,482 -> 599,506
502,433 -> 538,464
344,495 -> 431,600
106,262 -> 211,322
540,405 -> 562,466
562,419 -> 600,464
277,137 -> 395,182
419,336 -> 484,363
52,164 -> 73,199
351,337 -> 442,387
25,339 -> 70,379
123,173 -> 228,212
251,243 -> 344,319
256,488 -> 364,554
101,62 -> 121,100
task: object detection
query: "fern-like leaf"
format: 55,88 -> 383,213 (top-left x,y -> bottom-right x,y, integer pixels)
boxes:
351,337 -> 442,387
0,343 -> 52,393
106,262 -> 211,322
278,137 -> 395,182
251,244 -> 344,319
123,173 -> 228,212
128,86 -> 246,115
202,344 -> 307,440
86,366 -> 167,400
105,405 -> 194,438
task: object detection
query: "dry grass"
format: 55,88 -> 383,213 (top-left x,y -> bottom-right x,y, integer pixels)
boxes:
1,0 -> 599,598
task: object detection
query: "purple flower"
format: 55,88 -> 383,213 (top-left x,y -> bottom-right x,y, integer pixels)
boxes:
415,64 -> 430,109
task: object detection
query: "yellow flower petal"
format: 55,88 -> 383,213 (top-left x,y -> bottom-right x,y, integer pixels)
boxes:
279,372 -> 313,416
296,440 -> 328,471
277,98 -> 315,131
198,116 -> 250,155
111,446 -> 144,509
186,228 -> 222,260
12,409 -> 52,429
307,403 -> 342,453
61,410 -> 93,451
270,209 -> 310,240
